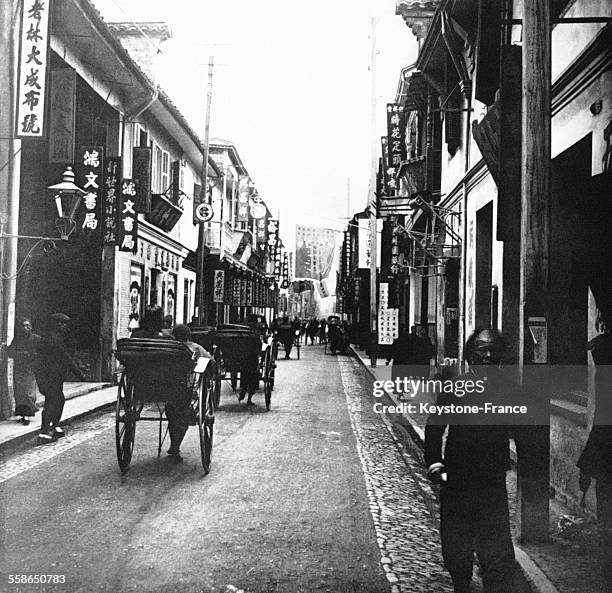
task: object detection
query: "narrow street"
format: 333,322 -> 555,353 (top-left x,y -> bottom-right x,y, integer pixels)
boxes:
0,346 -> 452,593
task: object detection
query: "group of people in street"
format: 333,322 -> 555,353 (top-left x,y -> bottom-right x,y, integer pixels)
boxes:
7,313 -> 85,444
304,318 -> 327,345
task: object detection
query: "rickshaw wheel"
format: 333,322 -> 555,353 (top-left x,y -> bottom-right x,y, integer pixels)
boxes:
213,348 -> 223,409
263,350 -> 272,411
269,340 -> 278,390
198,372 -> 215,474
115,373 -> 136,474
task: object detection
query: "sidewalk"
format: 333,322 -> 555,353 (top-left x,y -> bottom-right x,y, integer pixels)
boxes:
0,382 -> 116,452
351,347 -> 606,593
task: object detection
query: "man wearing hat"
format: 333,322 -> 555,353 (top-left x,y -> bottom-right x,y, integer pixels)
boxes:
35,313 -> 85,444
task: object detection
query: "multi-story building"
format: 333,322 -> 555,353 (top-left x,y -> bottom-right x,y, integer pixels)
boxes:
392,0 -> 611,529
0,0 -> 272,417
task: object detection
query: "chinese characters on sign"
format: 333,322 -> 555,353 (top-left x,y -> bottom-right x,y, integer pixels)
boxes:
213,270 -> 225,303
48,69 -> 76,162
118,178 -> 138,253
77,146 -> 103,242
385,104 -> 407,195
232,278 -> 241,307
245,279 -> 253,306
16,0 -> 51,138
256,215 -> 268,252
378,283 -> 399,345
103,157 -> 122,245
236,178 -> 250,222
357,218 -> 382,269
281,253 -> 289,289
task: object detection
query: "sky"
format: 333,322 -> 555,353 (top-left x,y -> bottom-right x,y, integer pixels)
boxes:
93,0 -> 418,247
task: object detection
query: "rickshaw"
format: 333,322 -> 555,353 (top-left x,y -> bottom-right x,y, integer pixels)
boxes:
276,321 -> 301,360
193,324 -> 277,410
114,338 -> 216,474
325,316 -> 349,355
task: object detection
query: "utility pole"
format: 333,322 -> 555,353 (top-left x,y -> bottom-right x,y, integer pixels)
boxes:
518,0 -> 551,544
197,56 -> 214,325
368,17 -> 378,368
347,177 -> 351,219
0,1 -> 22,419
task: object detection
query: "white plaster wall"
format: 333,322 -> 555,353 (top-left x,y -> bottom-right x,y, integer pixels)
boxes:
464,172 -> 503,337
551,0 -> 610,81
552,69 -> 612,174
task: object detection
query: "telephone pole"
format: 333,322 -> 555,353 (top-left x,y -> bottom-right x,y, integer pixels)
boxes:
196,55 -> 214,324
368,17 -> 378,368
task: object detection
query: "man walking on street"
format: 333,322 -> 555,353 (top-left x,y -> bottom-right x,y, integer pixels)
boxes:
425,328 -> 530,593
35,313 -> 85,444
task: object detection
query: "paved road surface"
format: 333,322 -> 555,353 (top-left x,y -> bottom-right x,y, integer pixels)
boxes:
0,345 -> 452,593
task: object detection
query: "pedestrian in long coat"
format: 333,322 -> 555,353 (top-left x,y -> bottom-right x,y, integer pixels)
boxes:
7,318 -> 41,424
578,322 -> 612,587
35,313 -> 84,443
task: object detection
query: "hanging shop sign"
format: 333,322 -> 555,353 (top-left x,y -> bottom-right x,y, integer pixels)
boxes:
132,147 -> 152,213
118,178 -> 138,253
385,104 -> 407,191
48,69 -> 76,163
357,218 -> 382,269
256,213 -> 269,251
236,178 -> 250,222
16,0 -> 52,138
213,270 -> 225,303
77,145 -> 104,243
232,278 -> 241,307
250,201 -> 266,220
103,156 -> 122,245
195,202 -> 214,222
381,136 -> 393,195
239,278 -> 247,307
378,308 -> 399,345
245,279 -> 253,306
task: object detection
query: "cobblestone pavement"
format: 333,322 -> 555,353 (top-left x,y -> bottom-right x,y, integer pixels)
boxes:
339,357 -> 454,593
0,415 -> 114,483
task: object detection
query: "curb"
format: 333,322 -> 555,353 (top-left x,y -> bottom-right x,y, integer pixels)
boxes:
0,389 -> 116,453
349,346 -> 557,593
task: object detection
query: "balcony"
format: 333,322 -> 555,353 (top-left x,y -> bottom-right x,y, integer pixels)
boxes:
145,193 -> 184,232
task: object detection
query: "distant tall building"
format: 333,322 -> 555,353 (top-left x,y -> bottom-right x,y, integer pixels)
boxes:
295,225 -> 341,280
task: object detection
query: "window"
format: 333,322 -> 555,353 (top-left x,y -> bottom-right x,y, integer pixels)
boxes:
161,151 -> 170,192
135,124 -> 148,148
151,143 -> 167,193
151,143 -> 160,192
179,160 -> 186,191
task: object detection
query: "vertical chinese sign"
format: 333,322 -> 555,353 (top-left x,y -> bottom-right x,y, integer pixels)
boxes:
236,179 -> 250,222
16,0 -> 51,138
118,179 -> 138,253
77,146 -> 103,243
256,215 -> 268,252
48,69 -> 76,163
232,278 -> 241,307
103,157 -> 122,245
281,253 -> 289,289
386,104 -> 407,195
213,270 -> 225,303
